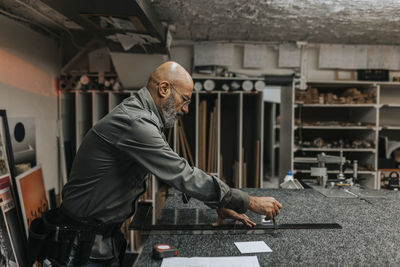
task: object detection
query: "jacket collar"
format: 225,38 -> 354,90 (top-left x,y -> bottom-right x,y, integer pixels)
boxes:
137,87 -> 165,130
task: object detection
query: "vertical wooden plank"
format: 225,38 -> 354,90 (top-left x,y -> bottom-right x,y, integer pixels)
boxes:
242,162 -> 247,188
217,93 -> 221,175
238,92 -> 243,187
195,92 -> 199,167
180,117 -> 194,166
280,84 -> 293,183
175,121 -> 180,155
92,92 -> 97,126
207,112 -> 214,172
271,103 -> 277,178
75,91 -> 80,152
259,91 -> 264,188
179,123 -> 188,161
255,140 -> 260,188
374,84 -> 380,189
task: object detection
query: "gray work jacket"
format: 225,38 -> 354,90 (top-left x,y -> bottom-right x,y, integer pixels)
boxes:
62,87 -> 249,257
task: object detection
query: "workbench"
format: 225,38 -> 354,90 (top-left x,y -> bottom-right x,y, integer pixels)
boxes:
134,188 -> 400,266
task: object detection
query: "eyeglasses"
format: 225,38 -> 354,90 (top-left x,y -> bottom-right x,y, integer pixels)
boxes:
170,82 -> 191,107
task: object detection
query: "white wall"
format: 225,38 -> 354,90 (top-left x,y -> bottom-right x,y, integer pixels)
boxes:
0,15 -> 60,193
169,42 -> 343,80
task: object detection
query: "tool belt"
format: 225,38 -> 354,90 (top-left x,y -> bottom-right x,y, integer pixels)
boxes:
27,206 -> 125,266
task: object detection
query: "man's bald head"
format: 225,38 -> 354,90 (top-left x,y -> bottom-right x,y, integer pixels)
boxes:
147,61 -> 193,92
147,61 -> 194,127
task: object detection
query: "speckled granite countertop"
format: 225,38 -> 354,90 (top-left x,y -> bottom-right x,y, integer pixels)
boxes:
135,188 -> 400,266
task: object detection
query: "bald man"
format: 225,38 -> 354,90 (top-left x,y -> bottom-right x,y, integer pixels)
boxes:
55,62 -> 281,266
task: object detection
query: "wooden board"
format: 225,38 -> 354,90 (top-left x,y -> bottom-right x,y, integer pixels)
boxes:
207,112 -> 214,172
255,140 -> 260,188
180,117 -> 194,166
198,101 -> 207,171
242,162 -> 247,188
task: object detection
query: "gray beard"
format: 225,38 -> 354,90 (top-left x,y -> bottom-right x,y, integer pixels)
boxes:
161,93 -> 182,128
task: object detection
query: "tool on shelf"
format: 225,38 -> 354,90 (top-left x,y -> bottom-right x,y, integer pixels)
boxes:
380,171 -> 400,190
311,151 -> 359,187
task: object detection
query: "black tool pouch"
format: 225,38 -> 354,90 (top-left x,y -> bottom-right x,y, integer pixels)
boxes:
113,229 -> 127,264
28,209 -> 77,266
45,228 -> 76,265
27,217 -> 50,264
74,230 -> 96,265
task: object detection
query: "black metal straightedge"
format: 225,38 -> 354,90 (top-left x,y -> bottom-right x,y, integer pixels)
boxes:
131,223 -> 342,231
129,203 -> 342,231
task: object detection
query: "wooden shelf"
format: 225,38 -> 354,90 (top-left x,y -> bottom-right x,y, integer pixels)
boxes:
380,126 -> 400,130
294,169 -> 375,175
296,147 -> 376,152
380,104 -> 400,108
192,75 -> 265,81
295,103 -> 377,108
196,91 -> 262,94
296,125 -> 376,130
306,80 -> 377,85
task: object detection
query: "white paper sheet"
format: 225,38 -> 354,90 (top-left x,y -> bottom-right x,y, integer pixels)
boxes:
244,44 -> 267,68
234,241 -> 273,253
279,43 -> 301,68
194,43 -> 234,66
161,256 -> 260,267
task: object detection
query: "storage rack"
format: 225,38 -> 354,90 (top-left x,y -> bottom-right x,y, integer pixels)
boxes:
280,80 -> 400,189
377,82 -> 400,189
280,81 -> 379,189
192,77 -> 264,189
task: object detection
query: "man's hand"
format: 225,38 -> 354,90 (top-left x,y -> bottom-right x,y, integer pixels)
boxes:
212,208 -> 256,228
249,196 -> 282,219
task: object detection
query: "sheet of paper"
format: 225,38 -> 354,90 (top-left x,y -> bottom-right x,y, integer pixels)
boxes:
279,43 -> 300,68
234,241 -> 272,253
244,44 -> 266,68
194,43 -> 234,66
161,256 -> 260,267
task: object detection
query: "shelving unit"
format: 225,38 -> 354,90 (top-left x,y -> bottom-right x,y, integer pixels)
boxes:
281,81 -> 380,189
377,83 -> 400,186
191,89 -> 264,188
280,80 -> 400,189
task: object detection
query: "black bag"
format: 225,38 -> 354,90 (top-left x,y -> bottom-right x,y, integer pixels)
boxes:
27,217 -> 50,263
27,209 -> 84,266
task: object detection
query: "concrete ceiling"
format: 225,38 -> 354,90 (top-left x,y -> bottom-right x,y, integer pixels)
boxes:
1,0 -> 399,46
152,0 -> 400,45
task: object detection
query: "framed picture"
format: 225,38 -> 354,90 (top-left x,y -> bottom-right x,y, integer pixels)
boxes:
0,118 -> 10,177
0,110 -> 30,265
15,165 -> 48,236
0,201 -> 18,267
0,175 -> 28,266
8,117 -> 36,167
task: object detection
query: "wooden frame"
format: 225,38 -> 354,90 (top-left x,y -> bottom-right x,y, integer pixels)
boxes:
15,165 -> 48,237
0,110 -> 28,264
